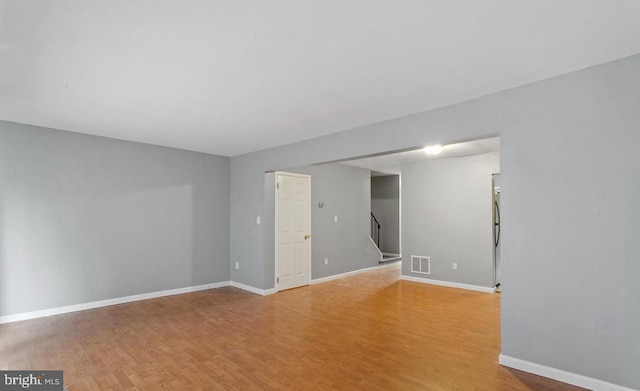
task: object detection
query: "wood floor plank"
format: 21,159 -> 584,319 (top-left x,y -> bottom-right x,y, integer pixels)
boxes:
1,266 -> 585,390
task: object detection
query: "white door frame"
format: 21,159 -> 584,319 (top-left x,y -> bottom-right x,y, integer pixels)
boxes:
274,171 -> 312,291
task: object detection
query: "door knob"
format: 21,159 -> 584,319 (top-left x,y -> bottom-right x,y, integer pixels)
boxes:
304,234 -> 310,240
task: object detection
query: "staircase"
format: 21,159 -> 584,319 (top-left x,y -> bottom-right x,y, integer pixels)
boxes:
370,212 -> 401,264
381,253 -> 402,263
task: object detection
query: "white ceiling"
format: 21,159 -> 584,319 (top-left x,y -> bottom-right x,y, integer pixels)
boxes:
1,1 -> 640,156
341,137 -> 500,175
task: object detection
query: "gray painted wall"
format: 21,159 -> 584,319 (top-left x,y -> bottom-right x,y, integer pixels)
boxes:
371,175 -> 400,254
262,172 -> 276,289
292,164 -> 380,280
0,121 -> 230,317
262,164 -> 380,288
402,152 -> 499,288
230,54 -> 640,389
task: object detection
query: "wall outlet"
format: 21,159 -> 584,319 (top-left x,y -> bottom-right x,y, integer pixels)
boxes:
324,258 -> 328,265
334,215 -> 338,222
452,263 -> 458,270
235,262 -> 239,270
256,216 -> 261,224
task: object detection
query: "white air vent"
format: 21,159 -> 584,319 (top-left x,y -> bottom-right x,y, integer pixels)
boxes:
411,256 -> 430,275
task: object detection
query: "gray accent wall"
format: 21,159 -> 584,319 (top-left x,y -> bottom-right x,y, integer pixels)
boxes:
230,54 -> 640,389
371,175 -> 400,254
401,152 -> 499,288
0,121 -> 230,317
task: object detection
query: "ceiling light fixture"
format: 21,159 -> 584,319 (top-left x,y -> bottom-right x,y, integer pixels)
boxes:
423,144 -> 443,155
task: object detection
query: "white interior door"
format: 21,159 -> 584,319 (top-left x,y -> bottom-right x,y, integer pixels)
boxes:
276,172 -> 311,291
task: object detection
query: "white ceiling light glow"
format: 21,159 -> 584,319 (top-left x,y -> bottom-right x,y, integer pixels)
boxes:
423,145 -> 444,155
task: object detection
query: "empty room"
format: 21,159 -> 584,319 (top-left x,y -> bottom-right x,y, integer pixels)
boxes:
1,1 -> 639,390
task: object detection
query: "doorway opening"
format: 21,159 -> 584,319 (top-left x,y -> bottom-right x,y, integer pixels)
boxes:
268,135 -> 500,295
370,174 -> 402,264
341,136 -> 500,292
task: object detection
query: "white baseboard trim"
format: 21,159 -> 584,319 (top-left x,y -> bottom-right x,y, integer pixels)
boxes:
311,262 -> 401,285
400,275 -> 495,293
0,281 -> 231,325
230,281 -> 277,296
230,263 -> 401,294
499,354 -> 637,391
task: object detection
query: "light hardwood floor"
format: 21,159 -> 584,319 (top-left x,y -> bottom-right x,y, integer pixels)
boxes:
1,266 -> 584,390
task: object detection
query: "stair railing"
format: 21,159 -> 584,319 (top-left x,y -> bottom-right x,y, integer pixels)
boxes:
370,212 -> 381,248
